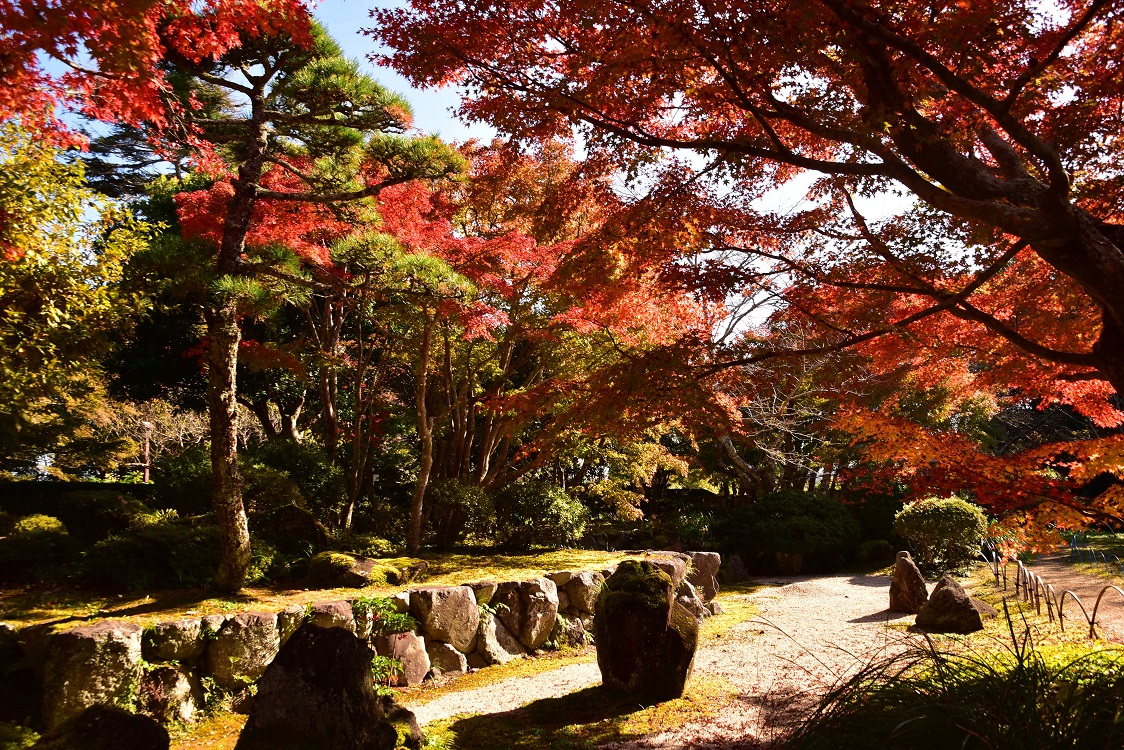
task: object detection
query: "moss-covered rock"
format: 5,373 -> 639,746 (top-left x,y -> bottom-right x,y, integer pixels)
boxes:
42,621 -> 144,730
594,560 -> 698,701
307,552 -> 399,589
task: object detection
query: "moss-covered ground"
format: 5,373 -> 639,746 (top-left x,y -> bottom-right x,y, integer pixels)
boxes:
0,549 -> 645,629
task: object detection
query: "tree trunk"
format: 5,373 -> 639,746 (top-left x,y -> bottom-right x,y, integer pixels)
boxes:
205,302 -> 251,594
407,313 -> 436,554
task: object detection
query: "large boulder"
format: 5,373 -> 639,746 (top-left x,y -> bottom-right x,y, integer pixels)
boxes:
139,665 -> 202,724
686,552 -> 722,601
31,705 -> 169,750
916,575 -> 998,634
646,556 -> 687,589
42,621 -> 143,729
234,623 -> 409,750
307,551 -> 399,589
889,551 -> 929,614
205,612 -> 280,691
277,604 -> 306,645
372,632 -> 430,686
595,560 -> 698,701
493,578 -> 559,650
142,618 -> 205,662
410,586 -> 479,654
565,571 -> 605,614
0,621 -> 38,724
426,641 -> 468,676
476,613 -> 527,665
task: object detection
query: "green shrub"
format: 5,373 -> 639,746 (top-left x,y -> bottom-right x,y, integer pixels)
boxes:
352,596 -> 417,635
857,539 -> 895,563
83,516 -> 219,589
894,496 -> 988,573
788,636 -> 1124,750
426,479 -> 495,549
0,514 -> 76,583
50,491 -> 150,546
150,444 -> 212,515
245,439 -> 346,522
716,490 -> 861,573
0,721 -> 39,749
494,481 -> 589,551
332,532 -> 398,559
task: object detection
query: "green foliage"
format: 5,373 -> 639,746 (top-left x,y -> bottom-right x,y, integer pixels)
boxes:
244,439 -> 347,522
51,490 -> 150,545
150,444 -> 212,515
0,721 -> 39,750
787,636 -> 1124,750
371,654 -> 403,696
352,596 -> 417,636
894,497 -> 988,574
716,490 -> 861,573
307,551 -> 400,588
426,478 -> 495,548
494,481 -> 589,552
0,514 -> 75,583
333,532 -> 399,559
84,516 -> 220,589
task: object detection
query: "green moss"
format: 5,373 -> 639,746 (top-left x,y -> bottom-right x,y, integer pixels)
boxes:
598,560 -> 672,618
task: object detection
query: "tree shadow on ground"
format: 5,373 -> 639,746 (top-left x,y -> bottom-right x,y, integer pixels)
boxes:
428,680 -> 733,750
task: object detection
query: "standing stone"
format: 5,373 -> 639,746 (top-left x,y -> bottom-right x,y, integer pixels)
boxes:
308,600 -> 356,633
493,578 -> 558,650
425,641 -> 469,676
32,705 -> 169,750
142,619 -> 205,662
372,632 -> 430,686
42,621 -> 143,729
889,551 -> 929,614
476,613 -> 527,665
565,571 -> 605,614
676,580 -> 710,621
916,575 -> 998,634
595,560 -> 698,701
139,665 -> 202,724
205,613 -> 280,691
409,586 -> 479,654
234,624 -> 406,750
724,554 -> 749,581
686,552 -> 722,601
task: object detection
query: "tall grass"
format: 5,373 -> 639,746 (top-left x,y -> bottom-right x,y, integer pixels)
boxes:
786,607 -> 1124,749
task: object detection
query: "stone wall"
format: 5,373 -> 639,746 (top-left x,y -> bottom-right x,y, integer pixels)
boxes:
0,551 -> 720,731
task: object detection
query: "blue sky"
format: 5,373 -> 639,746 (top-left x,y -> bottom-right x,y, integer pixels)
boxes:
315,0 -> 495,143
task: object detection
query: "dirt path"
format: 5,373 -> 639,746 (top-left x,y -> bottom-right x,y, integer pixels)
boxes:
407,573 -> 920,748
1018,552 -> 1124,641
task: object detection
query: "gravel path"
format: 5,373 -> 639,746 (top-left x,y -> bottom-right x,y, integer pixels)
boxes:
407,573 -> 920,747
1016,552 -> 1124,641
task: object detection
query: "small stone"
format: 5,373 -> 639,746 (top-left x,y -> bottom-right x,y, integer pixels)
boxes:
143,619 -> 204,662
708,601 -> 724,616
889,551 -> 929,614
676,580 -> 710,620
389,591 -> 411,614
200,614 -> 227,636
557,590 -> 570,611
308,600 -> 356,633
546,571 -> 574,587
426,641 -> 468,676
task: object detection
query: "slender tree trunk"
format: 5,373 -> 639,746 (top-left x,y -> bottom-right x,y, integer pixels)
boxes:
206,301 -> 251,593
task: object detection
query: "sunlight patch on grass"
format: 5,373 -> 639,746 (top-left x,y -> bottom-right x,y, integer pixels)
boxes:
168,711 -> 246,750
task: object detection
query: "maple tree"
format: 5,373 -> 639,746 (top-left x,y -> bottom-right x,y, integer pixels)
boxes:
372,0 -> 1124,537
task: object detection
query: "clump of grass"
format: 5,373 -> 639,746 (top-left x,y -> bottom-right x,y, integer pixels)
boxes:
786,605 -> 1124,749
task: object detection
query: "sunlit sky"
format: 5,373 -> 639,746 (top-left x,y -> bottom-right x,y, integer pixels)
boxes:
315,0 -> 496,143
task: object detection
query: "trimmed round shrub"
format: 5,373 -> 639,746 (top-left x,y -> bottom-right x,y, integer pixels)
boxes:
494,481 -> 589,551
0,514 -> 76,582
716,490 -> 861,573
894,496 -> 988,574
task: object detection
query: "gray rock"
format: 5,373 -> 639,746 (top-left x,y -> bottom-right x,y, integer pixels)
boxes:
307,552 -> 399,589
494,578 -> 558,650
916,575 -> 998,634
476,613 -> 526,665
143,619 -> 204,662
646,556 -> 687,589
277,604 -> 307,645
139,665 -> 202,724
676,580 -> 710,620
464,581 -> 497,606
234,624 -> 406,750
558,590 -> 571,611
466,652 -> 487,670
889,551 -> 929,614
308,600 -> 356,633
389,591 -> 411,614
725,554 -> 749,581
410,586 -> 479,654
205,612 -> 280,691
595,560 -> 698,701
373,631 -> 430,686
708,601 -> 724,616
550,614 -> 589,648
42,620 -> 143,729
686,552 -> 722,601
426,641 -> 468,676
566,571 -> 605,613
200,614 -> 227,636
546,571 -> 574,587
